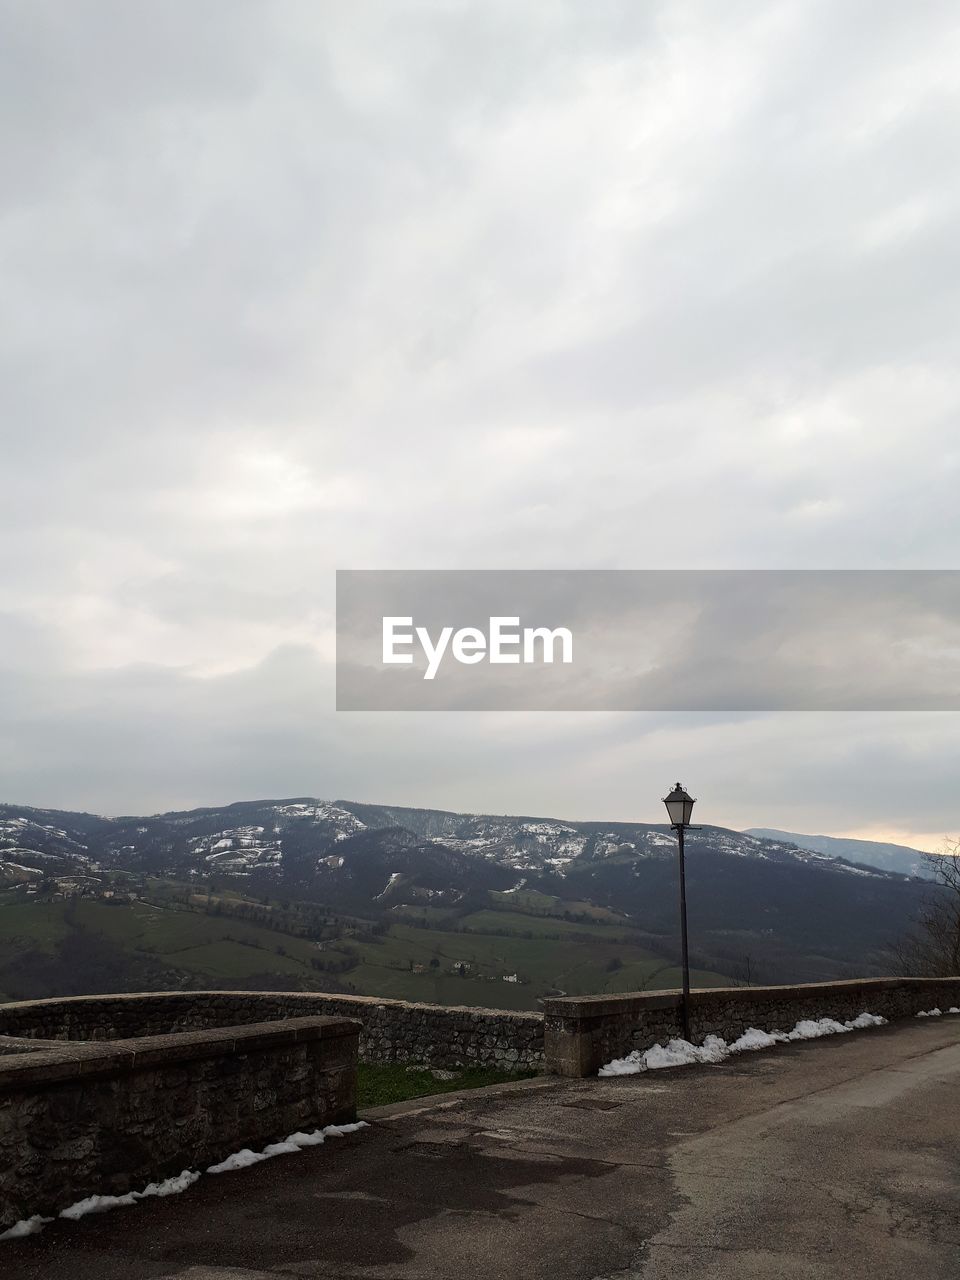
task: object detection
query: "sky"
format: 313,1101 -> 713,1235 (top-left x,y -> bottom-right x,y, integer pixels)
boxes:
1,0 -> 958,849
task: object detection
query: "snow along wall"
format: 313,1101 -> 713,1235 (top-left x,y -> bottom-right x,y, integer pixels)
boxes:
543,976 -> 960,1076
0,1013 -> 359,1230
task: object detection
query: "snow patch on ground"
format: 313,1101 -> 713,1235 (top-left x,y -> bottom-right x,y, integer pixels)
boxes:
207,1122 -> 367,1173
0,1215 -> 52,1239
1,1123 -> 368,1241
599,1012 -> 888,1077
59,1169 -> 201,1220
374,872 -> 402,900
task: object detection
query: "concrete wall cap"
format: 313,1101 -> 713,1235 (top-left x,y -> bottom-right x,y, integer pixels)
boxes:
0,1015 -> 362,1090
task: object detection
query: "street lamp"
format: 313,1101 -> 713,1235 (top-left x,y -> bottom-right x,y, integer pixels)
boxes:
663,782 -> 696,1042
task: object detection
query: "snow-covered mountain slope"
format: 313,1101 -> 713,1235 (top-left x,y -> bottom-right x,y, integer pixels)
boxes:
335,801 -> 911,882
0,798 -> 914,890
745,828 -> 935,879
0,797 -> 933,983
0,813 -> 92,864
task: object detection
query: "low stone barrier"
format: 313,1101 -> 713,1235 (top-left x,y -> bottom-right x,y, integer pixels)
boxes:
0,1014 -> 359,1230
543,977 -> 960,1076
0,990 -> 545,1072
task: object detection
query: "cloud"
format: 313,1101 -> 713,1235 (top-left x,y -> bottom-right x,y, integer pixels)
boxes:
0,0 -> 958,838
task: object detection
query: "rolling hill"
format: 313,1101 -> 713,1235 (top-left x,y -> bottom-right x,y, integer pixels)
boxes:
744,828 -> 935,879
0,797 -> 938,1004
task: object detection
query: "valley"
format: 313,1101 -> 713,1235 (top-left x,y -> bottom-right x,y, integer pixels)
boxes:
0,796 -> 937,1006
0,882 -> 726,1010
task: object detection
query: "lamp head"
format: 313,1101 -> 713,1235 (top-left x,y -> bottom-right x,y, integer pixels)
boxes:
663,782 -> 696,828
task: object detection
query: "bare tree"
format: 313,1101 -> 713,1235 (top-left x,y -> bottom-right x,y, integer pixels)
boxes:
731,953 -> 756,988
895,838 -> 960,976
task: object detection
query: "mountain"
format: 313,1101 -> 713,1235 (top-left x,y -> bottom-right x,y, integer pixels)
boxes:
744,828 -> 935,880
0,797 -> 937,991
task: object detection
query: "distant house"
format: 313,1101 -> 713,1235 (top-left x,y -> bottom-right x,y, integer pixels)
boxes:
412,963 -> 427,974
503,973 -> 519,983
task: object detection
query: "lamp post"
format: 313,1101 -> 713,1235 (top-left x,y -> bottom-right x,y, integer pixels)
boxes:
663,782 -> 696,1042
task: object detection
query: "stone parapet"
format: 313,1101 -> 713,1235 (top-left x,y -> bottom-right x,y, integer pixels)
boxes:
0,991 -> 544,1072
0,1014 -> 359,1229
543,977 -> 960,1076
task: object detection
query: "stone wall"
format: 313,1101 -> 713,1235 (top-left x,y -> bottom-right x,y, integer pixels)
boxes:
543,977 -> 960,1076
0,988 -> 540,1229
0,991 -> 545,1072
0,1015 -> 359,1230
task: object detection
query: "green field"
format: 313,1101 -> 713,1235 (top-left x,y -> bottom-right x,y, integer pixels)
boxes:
345,919 -> 725,1008
0,890 -> 730,1008
456,908 -> 641,939
357,1063 -> 535,1108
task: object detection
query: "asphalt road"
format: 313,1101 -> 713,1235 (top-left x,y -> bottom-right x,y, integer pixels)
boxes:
5,1017 -> 960,1279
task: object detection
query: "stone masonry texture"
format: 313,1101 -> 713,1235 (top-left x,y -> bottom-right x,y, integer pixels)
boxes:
0,991 -> 545,1073
543,976 -> 960,1076
0,1014 -> 359,1229
2,977 -> 959,1227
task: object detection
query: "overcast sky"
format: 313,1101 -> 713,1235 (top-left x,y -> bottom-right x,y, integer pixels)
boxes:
1,1 -> 958,848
